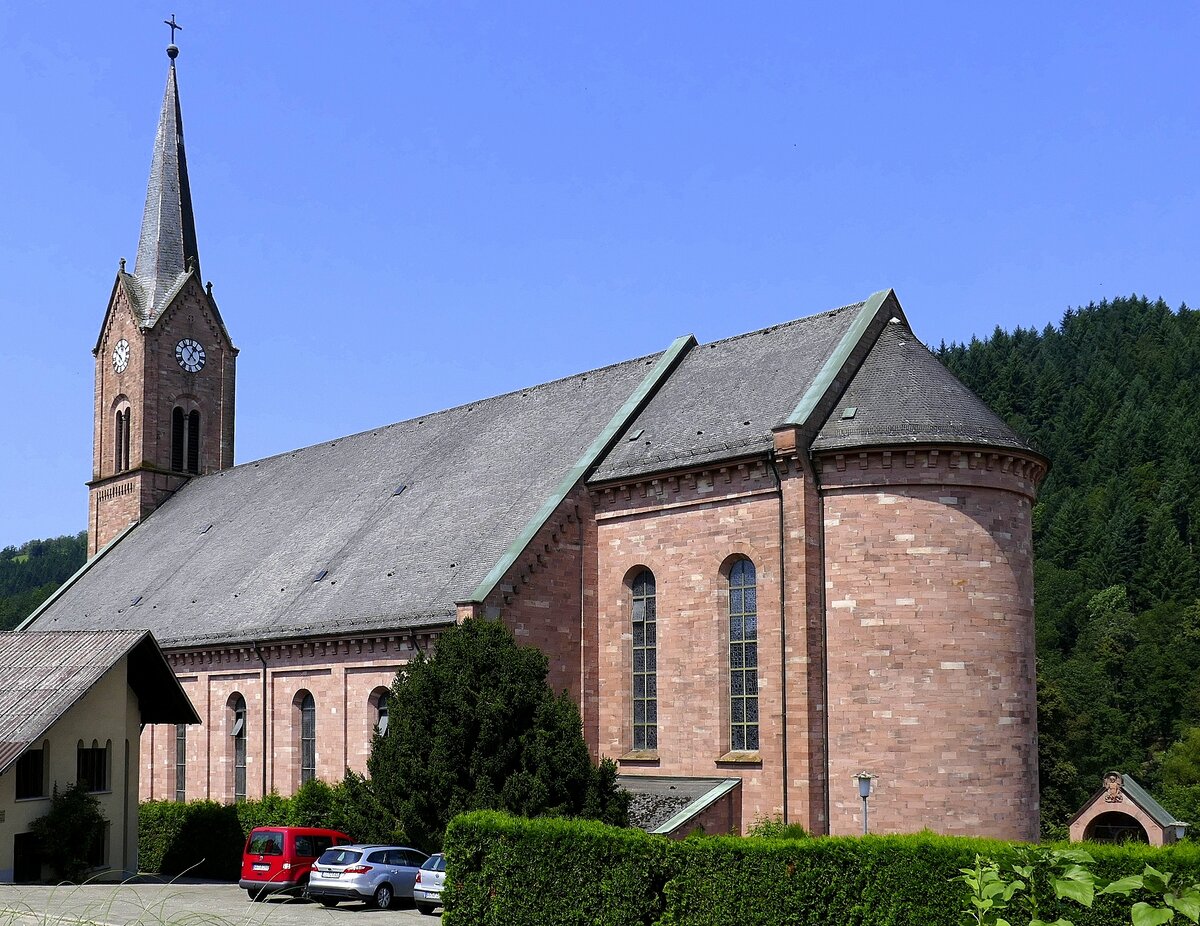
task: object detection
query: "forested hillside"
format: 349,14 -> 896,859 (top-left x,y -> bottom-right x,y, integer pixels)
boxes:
0,532 -> 87,630
938,295 -> 1200,836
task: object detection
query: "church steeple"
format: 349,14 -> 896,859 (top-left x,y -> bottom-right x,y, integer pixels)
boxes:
132,43 -> 200,319
87,32 -> 237,557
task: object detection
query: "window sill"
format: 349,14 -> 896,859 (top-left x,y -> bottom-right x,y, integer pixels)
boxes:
716,750 -> 762,766
618,749 -> 660,765
14,795 -> 49,803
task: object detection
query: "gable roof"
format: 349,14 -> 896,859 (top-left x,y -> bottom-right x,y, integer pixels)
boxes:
25,351 -> 675,648
1069,774 -> 1186,829
0,630 -> 198,774
589,299 -> 868,483
811,315 -> 1040,456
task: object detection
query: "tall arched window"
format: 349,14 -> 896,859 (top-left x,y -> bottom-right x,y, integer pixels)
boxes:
170,407 -> 201,474
729,558 -> 759,751
186,410 -> 200,474
370,687 -> 391,737
298,691 -> 316,785
230,694 -> 247,802
171,407 -> 185,472
631,569 -> 657,750
114,408 -> 131,472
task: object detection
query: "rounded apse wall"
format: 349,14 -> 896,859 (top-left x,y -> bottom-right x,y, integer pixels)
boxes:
817,446 -> 1045,841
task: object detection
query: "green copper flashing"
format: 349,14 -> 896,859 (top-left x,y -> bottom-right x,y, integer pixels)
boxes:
652,777 -> 742,835
784,288 -> 894,428
17,519 -> 141,631
466,334 -> 697,604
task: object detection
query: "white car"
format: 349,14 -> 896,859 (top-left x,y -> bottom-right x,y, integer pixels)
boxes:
307,844 -> 428,909
414,853 -> 446,915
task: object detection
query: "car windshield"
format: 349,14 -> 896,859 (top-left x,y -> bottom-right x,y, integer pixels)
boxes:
422,854 -> 445,871
247,831 -> 284,856
317,848 -> 362,866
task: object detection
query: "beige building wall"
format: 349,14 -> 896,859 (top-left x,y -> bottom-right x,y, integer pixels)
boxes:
0,656 -> 141,882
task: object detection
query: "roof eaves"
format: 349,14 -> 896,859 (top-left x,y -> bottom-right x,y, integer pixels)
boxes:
17,521 -> 141,632
784,288 -> 894,430
465,333 -> 697,604
0,632 -> 144,776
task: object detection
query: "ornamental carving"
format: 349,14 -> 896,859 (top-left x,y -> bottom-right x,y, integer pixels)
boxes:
1103,771 -> 1124,803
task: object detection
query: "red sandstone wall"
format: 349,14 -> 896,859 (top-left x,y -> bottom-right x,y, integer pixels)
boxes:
591,461 -> 811,832
140,633 -> 429,803
819,447 -> 1042,841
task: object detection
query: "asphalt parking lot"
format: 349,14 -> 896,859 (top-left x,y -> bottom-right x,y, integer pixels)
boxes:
0,883 -> 439,925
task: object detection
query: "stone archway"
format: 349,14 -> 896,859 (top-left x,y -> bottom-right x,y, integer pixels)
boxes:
1083,810 -> 1149,844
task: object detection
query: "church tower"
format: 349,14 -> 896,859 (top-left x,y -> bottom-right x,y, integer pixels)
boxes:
88,40 -> 236,556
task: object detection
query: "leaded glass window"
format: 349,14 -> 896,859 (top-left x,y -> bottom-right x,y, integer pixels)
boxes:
631,569 -> 657,750
231,694 -> 247,802
729,558 -> 759,751
300,692 -> 316,785
175,723 -> 186,801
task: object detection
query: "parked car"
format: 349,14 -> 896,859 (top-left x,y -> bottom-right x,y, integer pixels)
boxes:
239,826 -> 352,901
307,844 -> 430,909
414,853 -> 446,915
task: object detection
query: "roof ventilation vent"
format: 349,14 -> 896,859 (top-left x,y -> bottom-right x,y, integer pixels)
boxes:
841,407 -> 858,420
393,484 -> 408,497
313,569 -> 328,583
889,317 -> 902,324
200,523 -> 213,534
131,595 -> 143,606
628,428 -> 644,442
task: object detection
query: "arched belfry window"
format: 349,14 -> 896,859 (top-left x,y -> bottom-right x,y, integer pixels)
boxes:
631,569 -> 657,751
114,408 -> 131,473
171,407 -> 201,474
229,694 -> 247,802
298,691 -> 316,785
729,558 -> 759,751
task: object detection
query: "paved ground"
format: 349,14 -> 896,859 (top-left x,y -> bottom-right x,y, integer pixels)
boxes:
0,884 -> 440,926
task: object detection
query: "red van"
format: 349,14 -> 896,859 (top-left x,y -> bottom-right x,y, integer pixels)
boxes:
239,826 -> 352,900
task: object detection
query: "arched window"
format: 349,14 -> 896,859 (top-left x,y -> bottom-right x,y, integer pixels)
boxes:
171,407 -> 185,471
175,723 -> 187,802
298,691 -> 316,785
230,694 -> 247,802
171,407 -> 201,474
114,408 -> 131,473
631,569 -> 657,751
187,410 -> 200,474
729,558 -> 759,751
370,687 -> 391,737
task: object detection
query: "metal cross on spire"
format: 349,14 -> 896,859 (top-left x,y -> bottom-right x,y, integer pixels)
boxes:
164,14 -> 182,43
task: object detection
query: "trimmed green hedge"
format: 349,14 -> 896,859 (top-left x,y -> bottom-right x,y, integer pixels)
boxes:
442,812 -> 1200,926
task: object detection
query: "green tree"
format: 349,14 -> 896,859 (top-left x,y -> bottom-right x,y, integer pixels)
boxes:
368,618 -> 628,851
31,782 -> 108,882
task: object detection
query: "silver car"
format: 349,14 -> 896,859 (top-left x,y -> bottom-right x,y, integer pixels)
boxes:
414,853 -> 446,915
307,844 -> 429,909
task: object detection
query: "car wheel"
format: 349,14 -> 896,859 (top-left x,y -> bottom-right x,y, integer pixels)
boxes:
416,902 -> 436,915
318,899 -> 339,908
373,883 -> 395,910
247,888 -> 262,902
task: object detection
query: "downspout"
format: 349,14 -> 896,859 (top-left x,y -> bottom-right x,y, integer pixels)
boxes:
253,643 -> 268,797
578,504 -> 587,729
767,453 -> 789,824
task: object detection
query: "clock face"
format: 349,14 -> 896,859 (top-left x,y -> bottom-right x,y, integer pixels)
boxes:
112,339 -> 130,374
175,338 -> 206,373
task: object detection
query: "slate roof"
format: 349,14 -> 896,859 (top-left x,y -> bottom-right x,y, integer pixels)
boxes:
0,630 -> 198,774
26,353 -> 665,648
811,316 -> 1039,455
131,56 -> 200,324
590,302 -> 865,482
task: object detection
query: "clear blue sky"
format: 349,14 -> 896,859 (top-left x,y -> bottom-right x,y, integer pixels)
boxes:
1,2 -> 1197,549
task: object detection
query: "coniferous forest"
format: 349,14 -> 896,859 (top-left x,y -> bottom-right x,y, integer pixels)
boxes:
0,533 -> 87,631
938,295 -> 1200,836
1,295 -> 1198,837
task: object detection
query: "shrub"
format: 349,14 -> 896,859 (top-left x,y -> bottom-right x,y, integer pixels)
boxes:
31,782 -> 107,882
139,799 -> 243,880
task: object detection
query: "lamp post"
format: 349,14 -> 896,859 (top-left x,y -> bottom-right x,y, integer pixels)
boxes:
854,771 -> 876,836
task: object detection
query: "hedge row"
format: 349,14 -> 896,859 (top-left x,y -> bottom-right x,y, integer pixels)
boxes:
138,775 -> 402,879
442,812 -> 1200,926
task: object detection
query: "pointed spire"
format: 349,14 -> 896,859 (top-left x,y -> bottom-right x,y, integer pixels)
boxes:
132,43 -> 200,318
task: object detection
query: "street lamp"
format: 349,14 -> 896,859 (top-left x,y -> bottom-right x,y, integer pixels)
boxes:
854,771 -> 876,836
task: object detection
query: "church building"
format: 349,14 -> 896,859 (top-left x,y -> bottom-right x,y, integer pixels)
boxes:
25,45 -> 1048,840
